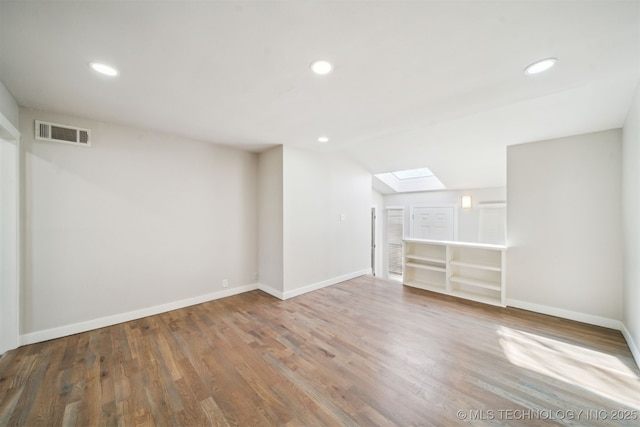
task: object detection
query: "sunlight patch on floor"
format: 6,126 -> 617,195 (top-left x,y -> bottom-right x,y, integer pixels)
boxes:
497,326 -> 640,410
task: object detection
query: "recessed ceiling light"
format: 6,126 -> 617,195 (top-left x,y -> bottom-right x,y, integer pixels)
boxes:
524,58 -> 557,75
89,62 -> 119,77
310,60 -> 333,75
317,136 -> 329,143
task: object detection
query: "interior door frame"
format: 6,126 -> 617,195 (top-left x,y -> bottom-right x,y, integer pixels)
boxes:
370,207 -> 376,276
0,112 -> 20,355
409,204 -> 459,241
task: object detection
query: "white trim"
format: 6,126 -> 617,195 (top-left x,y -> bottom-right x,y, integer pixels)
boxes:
405,237 -> 506,250
258,283 -> 284,300
621,323 -> 640,369
282,269 -> 371,300
506,298 -> 622,330
19,283 -> 259,346
371,206 -> 377,277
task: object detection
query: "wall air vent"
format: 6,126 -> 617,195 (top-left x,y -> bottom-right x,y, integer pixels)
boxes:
35,120 -> 91,146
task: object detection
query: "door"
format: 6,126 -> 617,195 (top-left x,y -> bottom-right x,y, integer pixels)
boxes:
479,204 -> 506,244
411,207 -> 454,241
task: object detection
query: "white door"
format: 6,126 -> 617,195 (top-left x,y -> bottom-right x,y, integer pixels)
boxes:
412,207 -> 454,241
479,205 -> 506,244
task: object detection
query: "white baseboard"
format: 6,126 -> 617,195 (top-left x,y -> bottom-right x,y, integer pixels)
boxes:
19,269 -> 371,346
257,269 -> 371,301
257,283 -> 284,300
621,323 -> 640,368
282,269 -> 371,300
506,298 -> 623,330
504,299 -> 640,369
19,283 -> 259,346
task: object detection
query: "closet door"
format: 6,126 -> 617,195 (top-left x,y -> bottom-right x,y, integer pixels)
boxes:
479,204 -> 506,244
412,207 -> 454,241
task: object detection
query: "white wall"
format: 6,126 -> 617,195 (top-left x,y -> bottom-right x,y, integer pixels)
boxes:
622,83 -> 640,364
0,86 -> 20,354
384,187 -> 506,243
0,80 -> 19,130
258,146 -> 284,294
282,147 -> 371,296
20,109 -> 259,337
0,134 -> 19,355
507,130 -> 623,325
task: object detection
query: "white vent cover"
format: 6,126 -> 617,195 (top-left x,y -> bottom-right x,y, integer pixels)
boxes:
35,120 -> 91,146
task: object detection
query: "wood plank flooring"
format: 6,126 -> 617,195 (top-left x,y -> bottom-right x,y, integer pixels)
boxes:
1,275 -> 639,426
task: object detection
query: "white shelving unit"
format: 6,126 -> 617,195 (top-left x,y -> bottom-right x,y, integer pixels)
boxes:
403,239 -> 506,307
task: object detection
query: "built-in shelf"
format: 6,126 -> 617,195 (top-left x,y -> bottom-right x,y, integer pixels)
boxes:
405,262 -> 446,273
450,290 -> 504,307
449,275 -> 500,291
404,280 -> 446,293
449,260 -> 501,272
403,239 -> 506,307
406,254 -> 446,264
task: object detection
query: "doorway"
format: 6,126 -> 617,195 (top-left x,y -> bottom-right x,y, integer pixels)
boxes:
386,208 -> 404,281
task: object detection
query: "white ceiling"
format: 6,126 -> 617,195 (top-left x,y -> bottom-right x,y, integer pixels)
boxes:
1,0 -> 638,189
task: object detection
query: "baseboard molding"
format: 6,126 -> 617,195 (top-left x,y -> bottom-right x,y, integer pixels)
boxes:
506,298 -> 622,330
19,270 -> 371,346
20,283 -> 259,346
282,269 -> 371,300
621,323 -> 640,368
257,283 -> 284,300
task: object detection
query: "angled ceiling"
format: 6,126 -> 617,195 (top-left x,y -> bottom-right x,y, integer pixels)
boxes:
1,0 -> 638,189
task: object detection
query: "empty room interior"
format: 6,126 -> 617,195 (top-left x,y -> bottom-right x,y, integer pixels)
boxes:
1,0 -> 640,425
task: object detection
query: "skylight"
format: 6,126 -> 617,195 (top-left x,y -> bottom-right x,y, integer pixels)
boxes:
391,168 -> 433,180
374,167 -> 445,193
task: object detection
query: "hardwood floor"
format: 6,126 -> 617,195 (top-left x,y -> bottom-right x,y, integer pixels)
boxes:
1,275 -> 639,426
